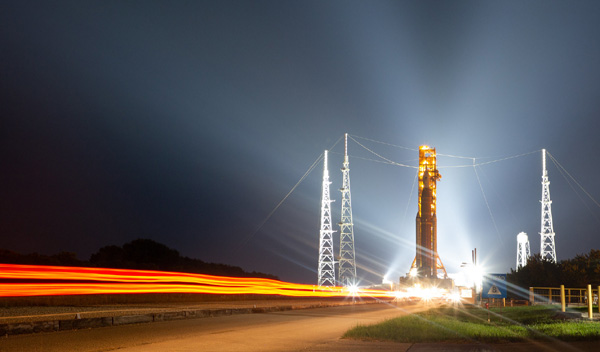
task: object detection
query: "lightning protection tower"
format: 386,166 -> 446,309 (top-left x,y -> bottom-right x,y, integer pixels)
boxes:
317,150 -> 336,287
540,149 -> 557,263
516,232 -> 531,270
338,133 -> 357,287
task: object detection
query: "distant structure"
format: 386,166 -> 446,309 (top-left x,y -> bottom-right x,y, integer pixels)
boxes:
338,133 -> 357,287
317,150 -> 336,287
410,146 -> 447,279
540,149 -> 557,263
516,232 -> 531,270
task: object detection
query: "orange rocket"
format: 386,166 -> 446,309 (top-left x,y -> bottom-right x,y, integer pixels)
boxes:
411,146 -> 447,279
416,171 -> 435,277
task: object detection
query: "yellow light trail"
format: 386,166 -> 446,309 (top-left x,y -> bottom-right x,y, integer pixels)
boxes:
0,264 -> 394,298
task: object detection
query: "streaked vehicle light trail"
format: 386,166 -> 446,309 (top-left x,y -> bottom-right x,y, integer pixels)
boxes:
0,264 -> 394,298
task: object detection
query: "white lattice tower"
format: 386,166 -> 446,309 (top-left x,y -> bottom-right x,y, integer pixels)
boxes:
317,150 -> 336,287
516,232 -> 531,270
338,134 -> 357,287
540,149 -> 557,263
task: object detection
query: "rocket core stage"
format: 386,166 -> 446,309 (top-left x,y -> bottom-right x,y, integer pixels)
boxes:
410,146 -> 448,279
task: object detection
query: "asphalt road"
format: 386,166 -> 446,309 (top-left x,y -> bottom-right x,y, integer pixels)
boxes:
0,302 -> 423,352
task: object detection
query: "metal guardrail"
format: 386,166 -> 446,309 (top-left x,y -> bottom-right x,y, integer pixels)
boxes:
529,286 -> 598,305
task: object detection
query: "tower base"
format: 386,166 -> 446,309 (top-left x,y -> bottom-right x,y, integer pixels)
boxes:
408,254 -> 448,280
399,276 -> 454,290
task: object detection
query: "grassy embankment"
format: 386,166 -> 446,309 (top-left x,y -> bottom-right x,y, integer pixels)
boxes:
343,305 -> 600,343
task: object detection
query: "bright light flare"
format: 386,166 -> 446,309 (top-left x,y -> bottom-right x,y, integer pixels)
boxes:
459,263 -> 484,292
394,290 -> 408,300
420,287 -> 443,302
346,284 -> 359,296
471,266 -> 484,292
0,264 -> 397,299
401,284 -> 449,302
448,292 -> 461,303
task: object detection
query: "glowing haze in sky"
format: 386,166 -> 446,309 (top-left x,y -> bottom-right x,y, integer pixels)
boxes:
2,1 -> 600,285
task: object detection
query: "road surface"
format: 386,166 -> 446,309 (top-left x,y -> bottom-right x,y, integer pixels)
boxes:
0,302 -> 421,352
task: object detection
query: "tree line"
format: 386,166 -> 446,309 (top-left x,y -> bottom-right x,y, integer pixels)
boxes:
0,239 -> 278,280
507,249 -> 600,297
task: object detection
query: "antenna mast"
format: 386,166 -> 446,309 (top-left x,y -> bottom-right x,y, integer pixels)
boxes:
540,149 -> 557,263
338,133 -> 357,286
317,150 -> 336,287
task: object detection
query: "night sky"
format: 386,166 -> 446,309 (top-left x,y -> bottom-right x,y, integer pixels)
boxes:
2,1 -> 600,285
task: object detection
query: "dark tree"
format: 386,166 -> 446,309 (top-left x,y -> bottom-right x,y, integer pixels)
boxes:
88,239 -> 278,279
507,250 -> 600,299
89,245 -> 125,268
122,239 -> 180,270
0,249 -> 86,266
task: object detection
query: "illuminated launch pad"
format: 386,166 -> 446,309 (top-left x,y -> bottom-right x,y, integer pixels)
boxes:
407,146 -> 449,284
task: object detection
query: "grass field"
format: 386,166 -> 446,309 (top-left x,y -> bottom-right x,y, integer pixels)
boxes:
343,305 -> 600,343
570,306 -> 599,313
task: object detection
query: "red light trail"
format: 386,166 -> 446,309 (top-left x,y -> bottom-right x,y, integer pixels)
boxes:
0,264 -> 394,298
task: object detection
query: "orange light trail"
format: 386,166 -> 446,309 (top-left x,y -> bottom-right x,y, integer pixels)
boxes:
0,264 -> 394,298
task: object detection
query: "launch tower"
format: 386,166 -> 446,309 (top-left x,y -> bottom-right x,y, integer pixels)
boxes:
317,150 -> 336,287
338,133 -> 357,286
410,146 -> 447,279
540,149 -> 557,263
